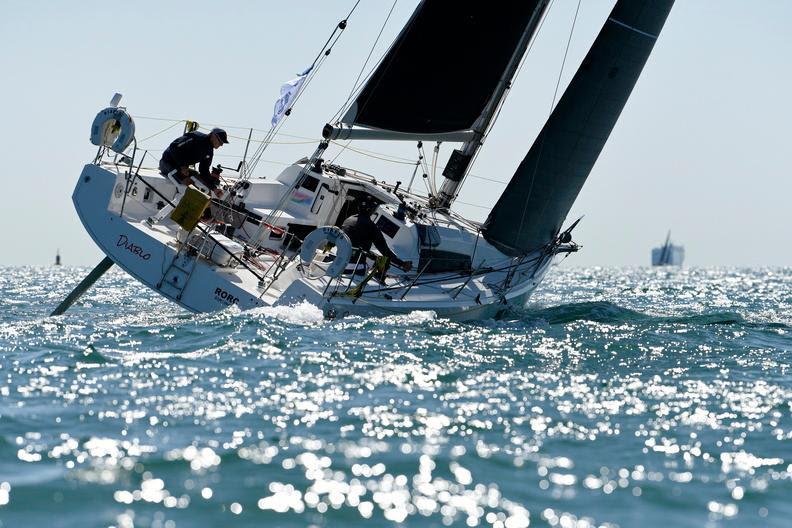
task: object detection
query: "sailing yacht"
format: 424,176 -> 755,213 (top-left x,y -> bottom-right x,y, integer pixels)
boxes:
652,231 -> 685,266
62,0 -> 676,320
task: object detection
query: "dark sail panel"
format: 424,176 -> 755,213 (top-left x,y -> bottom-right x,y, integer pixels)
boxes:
343,1 -> 542,134
483,0 -> 675,255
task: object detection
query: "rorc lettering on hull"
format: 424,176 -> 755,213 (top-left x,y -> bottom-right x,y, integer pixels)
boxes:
214,288 -> 239,305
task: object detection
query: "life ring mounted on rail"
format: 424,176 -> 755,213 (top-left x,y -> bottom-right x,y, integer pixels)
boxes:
300,226 -> 353,280
90,107 -> 136,154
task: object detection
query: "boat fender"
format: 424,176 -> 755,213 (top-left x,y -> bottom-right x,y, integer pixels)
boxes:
90,107 -> 136,153
300,226 -> 353,279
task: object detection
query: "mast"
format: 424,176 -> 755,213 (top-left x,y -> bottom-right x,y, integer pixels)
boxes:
435,1 -> 549,209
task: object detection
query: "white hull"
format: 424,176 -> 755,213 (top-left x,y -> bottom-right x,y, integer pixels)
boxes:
74,164 -> 556,321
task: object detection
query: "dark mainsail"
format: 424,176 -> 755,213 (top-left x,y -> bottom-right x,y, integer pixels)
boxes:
340,1 -> 543,135
658,231 -> 672,265
483,0 -> 675,256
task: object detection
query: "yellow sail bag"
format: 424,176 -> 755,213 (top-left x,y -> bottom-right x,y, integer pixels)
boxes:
170,186 -> 210,231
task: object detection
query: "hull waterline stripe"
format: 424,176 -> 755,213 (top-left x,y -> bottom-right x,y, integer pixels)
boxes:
607,17 -> 658,40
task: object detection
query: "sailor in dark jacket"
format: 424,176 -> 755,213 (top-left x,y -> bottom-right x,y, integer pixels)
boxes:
160,128 -> 229,197
341,199 -> 412,273
145,128 -> 229,226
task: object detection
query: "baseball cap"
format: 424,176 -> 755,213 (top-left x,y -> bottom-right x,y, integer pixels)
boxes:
211,128 -> 229,144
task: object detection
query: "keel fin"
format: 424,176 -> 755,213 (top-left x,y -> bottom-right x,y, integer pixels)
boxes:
50,257 -> 114,316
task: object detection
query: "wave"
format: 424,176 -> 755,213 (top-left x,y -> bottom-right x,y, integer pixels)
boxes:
75,345 -> 112,364
246,301 -> 325,326
520,301 -> 648,325
516,301 -> 772,330
664,312 -> 746,326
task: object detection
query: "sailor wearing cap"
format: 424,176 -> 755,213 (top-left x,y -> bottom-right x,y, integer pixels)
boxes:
158,127 -> 229,198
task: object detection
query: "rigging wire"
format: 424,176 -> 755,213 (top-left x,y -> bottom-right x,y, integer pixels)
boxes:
451,0 -> 555,206
418,143 -> 429,176
199,126 -> 316,145
429,142 -> 440,196
133,114 -> 431,164
550,0 -> 582,110
136,119 -> 184,144
132,4 -> 528,192
330,141 -> 414,165
326,0 -> 399,166
453,199 -> 490,210
330,0 -> 400,125
134,116 -> 325,141
308,0 -> 362,71
131,115 -> 508,187
514,0 -> 583,240
356,252 -> 544,296
286,30 -> 343,111
139,119 -> 318,146
329,139 -> 353,165
336,0 -> 399,123
245,1 -> 363,178
245,36 -> 339,175
281,1 -> 364,125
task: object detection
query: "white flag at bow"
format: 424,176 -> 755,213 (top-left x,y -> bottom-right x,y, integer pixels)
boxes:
271,66 -> 312,128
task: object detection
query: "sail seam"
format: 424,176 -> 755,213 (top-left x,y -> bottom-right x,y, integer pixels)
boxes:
607,17 -> 658,40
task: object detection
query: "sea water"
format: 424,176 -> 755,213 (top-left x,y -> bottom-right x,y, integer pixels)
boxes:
0,266 -> 790,528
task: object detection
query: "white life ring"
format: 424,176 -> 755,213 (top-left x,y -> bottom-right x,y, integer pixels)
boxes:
300,226 -> 353,279
90,107 -> 136,154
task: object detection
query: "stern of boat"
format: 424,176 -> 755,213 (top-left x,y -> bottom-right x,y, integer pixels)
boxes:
72,163 -> 270,312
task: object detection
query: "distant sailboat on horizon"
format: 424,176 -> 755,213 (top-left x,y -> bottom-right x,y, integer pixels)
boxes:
652,231 -> 684,266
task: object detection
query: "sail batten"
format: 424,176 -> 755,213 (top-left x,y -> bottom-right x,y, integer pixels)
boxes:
483,0 -> 675,256
607,17 -> 659,40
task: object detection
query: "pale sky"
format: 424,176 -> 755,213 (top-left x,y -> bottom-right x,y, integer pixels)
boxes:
1,1 -> 790,267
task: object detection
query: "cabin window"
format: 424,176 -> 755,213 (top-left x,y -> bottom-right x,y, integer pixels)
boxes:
285,223 -> 316,250
299,175 -> 320,192
419,249 -> 471,273
376,216 -> 400,239
416,224 -> 441,247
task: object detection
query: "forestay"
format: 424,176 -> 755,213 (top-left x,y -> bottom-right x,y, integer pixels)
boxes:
483,0 -> 676,256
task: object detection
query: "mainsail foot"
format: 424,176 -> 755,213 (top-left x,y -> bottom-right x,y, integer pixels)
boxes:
50,257 -> 114,316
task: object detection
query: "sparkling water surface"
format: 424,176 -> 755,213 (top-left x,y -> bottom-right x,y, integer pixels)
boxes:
0,266 -> 790,528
